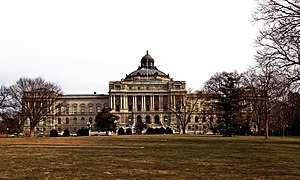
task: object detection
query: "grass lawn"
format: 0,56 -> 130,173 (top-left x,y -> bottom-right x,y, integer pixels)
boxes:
0,135 -> 299,179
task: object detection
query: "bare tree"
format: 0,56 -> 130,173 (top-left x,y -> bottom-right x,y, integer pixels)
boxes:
8,77 -> 62,137
243,58 -> 287,139
254,0 -> 300,86
169,90 -> 202,134
0,86 -> 9,112
242,69 -> 265,135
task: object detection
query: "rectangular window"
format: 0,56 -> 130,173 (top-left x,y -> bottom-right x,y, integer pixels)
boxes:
154,96 -> 159,111
137,105 -> 142,111
145,96 -> 150,111
128,96 -> 133,111
137,96 -> 142,111
73,107 -> 77,114
163,95 -> 168,111
96,106 -> 101,113
115,85 -> 121,90
116,105 -> 120,112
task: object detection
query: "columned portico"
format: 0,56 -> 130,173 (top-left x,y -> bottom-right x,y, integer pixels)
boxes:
109,51 -> 186,130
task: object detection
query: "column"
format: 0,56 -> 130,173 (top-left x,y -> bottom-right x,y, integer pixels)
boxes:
134,96 -> 137,111
142,96 -> 145,110
120,95 -> 123,109
151,96 -> 154,110
124,96 -> 128,109
110,96 -> 113,109
113,95 -> 115,110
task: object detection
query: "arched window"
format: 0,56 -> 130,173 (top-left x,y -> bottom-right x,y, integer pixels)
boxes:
58,118 -> 61,124
154,115 -> 160,124
89,117 -> 93,123
73,117 -> 77,124
195,116 -> 199,123
81,117 -> 85,124
202,116 -> 206,122
66,117 -> 69,124
146,115 -> 151,124
137,115 -> 142,124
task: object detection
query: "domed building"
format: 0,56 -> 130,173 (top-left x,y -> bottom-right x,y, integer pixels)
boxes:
28,51 -> 216,136
109,51 -> 186,129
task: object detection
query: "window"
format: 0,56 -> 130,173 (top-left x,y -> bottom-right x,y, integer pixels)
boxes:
73,117 -> 77,124
81,107 -> 85,114
66,117 -> 69,124
81,117 -> 85,124
146,115 -> 151,124
195,116 -> 199,123
154,115 -> 159,124
163,95 -> 168,111
115,85 -> 121,90
128,96 -> 133,111
73,106 -> 77,114
146,96 -> 150,111
137,96 -> 142,111
175,85 -> 181,90
115,96 -> 120,112
89,106 -> 93,113
58,118 -> 62,124
96,106 -> 101,113
202,116 -> 206,122
65,107 -> 69,114
57,107 -> 61,115
154,96 -> 159,111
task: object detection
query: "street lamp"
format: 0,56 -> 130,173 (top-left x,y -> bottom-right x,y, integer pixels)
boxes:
86,121 -> 91,136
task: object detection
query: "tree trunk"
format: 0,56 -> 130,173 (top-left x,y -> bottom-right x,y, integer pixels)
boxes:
181,122 -> 186,134
265,116 -> 269,139
29,126 -> 35,137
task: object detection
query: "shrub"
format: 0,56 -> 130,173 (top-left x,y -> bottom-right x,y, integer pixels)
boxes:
77,128 -> 89,136
118,128 -> 125,135
165,127 -> 173,134
146,127 -> 154,134
62,129 -> 70,137
125,128 -> 132,135
50,129 -> 58,137
159,127 -> 165,134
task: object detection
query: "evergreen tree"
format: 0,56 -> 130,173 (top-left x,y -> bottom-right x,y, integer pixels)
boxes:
204,71 -> 246,136
95,107 -> 119,136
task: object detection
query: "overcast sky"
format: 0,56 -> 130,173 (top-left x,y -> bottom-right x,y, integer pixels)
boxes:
0,0 -> 259,94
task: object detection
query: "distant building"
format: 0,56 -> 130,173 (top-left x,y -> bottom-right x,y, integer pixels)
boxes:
31,51 -> 217,135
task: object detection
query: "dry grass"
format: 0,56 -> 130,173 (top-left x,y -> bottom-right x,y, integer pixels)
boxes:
0,135 -> 299,179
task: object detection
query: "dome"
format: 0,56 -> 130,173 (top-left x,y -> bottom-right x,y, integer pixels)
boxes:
128,67 -> 167,77
125,51 -> 170,81
141,50 -> 154,68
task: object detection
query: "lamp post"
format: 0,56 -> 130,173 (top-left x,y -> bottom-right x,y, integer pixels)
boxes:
86,121 -> 91,136
164,116 -> 168,127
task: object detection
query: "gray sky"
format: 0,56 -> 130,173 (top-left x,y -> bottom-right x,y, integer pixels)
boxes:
0,0 -> 259,94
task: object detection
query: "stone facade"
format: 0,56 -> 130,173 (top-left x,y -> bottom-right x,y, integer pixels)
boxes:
33,51 -> 217,135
